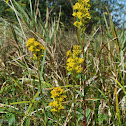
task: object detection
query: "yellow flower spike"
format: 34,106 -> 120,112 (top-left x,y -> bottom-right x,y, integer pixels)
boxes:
49,87 -> 66,113
26,38 -> 45,60
66,45 -> 84,74
72,0 -> 91,29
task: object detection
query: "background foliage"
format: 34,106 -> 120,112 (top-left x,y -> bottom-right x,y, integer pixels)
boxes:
0,0 -> 125,29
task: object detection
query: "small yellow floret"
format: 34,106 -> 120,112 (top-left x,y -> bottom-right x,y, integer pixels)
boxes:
77,12 -> 83,19
73,3 -> 81,10
34,41 -> 39,46
35,49 -> 40,52
29,46 -> 34,52
72,12 -> 77,17
78,58 -> 84,64
51,108 -> 57,112
105,12 -> 108,15
74,21 -> 82,28
6,0 -> 9,3
66,50 -> 71,56
26,38 -> 35,47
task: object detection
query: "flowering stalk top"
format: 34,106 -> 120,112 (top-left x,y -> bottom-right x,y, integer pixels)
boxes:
72,0 -> 91,29
26,38 -> 45,60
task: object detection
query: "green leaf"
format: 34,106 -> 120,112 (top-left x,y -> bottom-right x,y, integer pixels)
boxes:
5,113 -> 15,126
25,118 -> 31,126
75,90 -> 83,97
86,108 -> 91,122
76,73 -> 81,79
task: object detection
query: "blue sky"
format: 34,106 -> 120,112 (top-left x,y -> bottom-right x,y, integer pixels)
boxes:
111,0 -> 126,27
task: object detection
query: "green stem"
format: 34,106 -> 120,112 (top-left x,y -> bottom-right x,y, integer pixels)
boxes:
73,79 -> 76,126
82,30 -> 86,126
12,80 -> 16,126
37,60 -> 47,124
56,114 -> 59,126
37,60 -> 42,95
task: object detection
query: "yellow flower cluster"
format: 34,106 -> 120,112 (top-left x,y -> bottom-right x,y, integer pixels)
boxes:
26,38 -> 45,60
66,45 -> 84,74
72,0 -> 91,28
49,87 -> 66,112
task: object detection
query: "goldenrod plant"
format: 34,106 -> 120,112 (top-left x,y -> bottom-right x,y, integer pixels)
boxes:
66,45 -> 84,125
70,0 -> 91,125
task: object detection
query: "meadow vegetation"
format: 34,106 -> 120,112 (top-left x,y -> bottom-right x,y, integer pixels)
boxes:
0,0 -> 126,126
